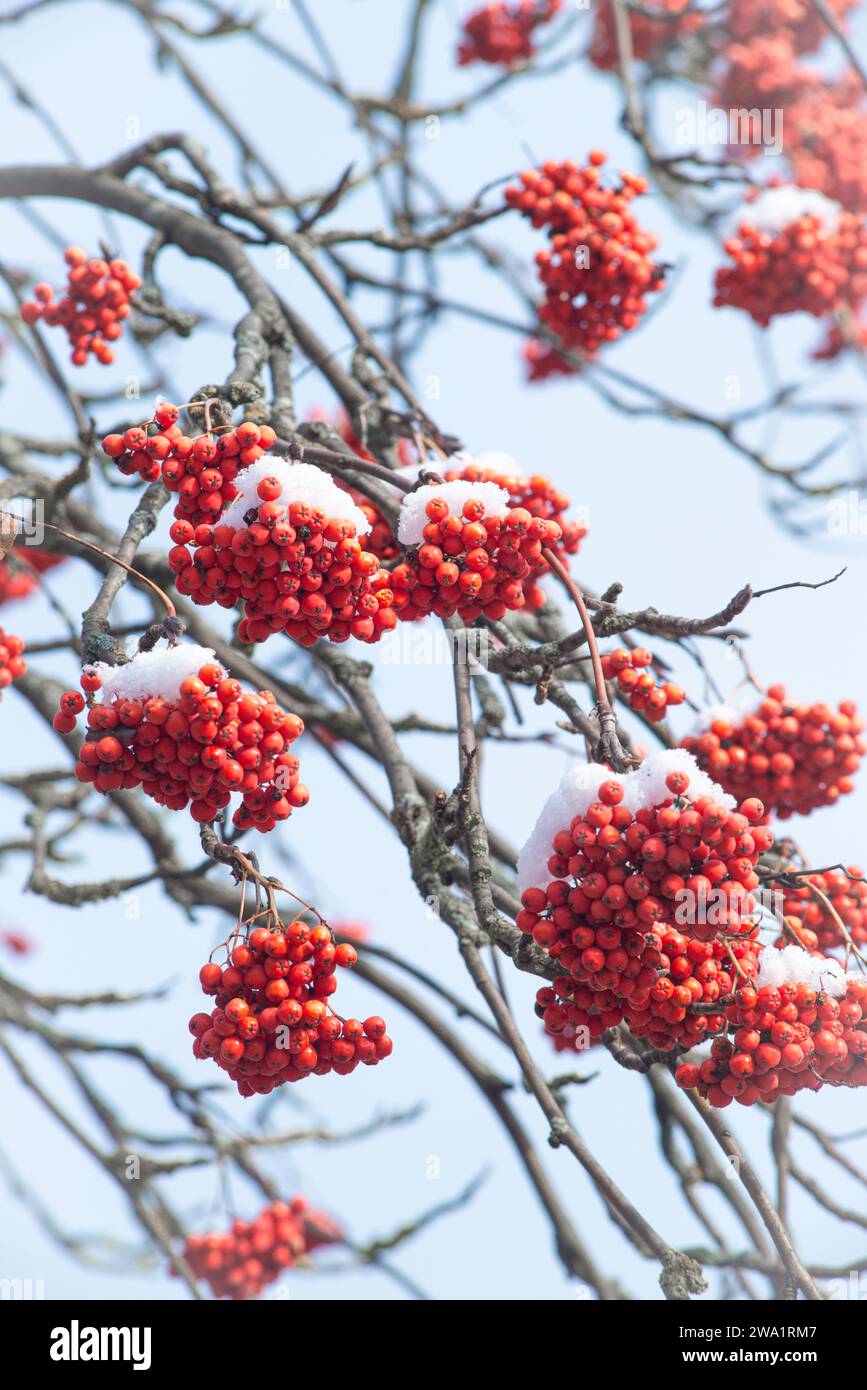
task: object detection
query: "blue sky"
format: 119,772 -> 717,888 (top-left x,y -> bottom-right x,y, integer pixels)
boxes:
0,0 -> 866,1301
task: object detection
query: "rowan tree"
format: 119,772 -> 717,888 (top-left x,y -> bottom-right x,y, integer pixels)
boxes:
0,0 -> 865,1304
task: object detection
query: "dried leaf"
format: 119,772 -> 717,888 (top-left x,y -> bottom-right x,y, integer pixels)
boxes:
0,511 -> 20,563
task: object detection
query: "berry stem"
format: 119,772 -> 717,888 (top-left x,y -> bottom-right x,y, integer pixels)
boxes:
806,879 -> 867,970
199,821 -> 327,924
542,545 -> 628,770
0,511 -> 177,619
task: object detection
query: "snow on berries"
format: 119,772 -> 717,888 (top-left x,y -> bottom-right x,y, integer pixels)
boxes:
20,246 -> 140,366
191,920 -> 392,1096
712,187 -> 867,326
505,153 -> 665,356
338,451 -> 587,611
102,405 -> 278,529
442,453 -> 587,609
517,750 -> 773,1050
675,946 -> 867,1107
681,685 -> 865,819
601,646 -> 685,723
169,459 -> 396,647
56,644 -> 309,832
177,1198 -> 342,1299
0,627 -> 26,695
457,1 -> 561,67
392,477 -> 561,622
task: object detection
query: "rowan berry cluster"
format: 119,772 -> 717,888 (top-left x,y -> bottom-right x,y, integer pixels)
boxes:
601,647 -> 685,722
168,460 -> 397,647
713,188 -> 867,326
392,479 -> 562,622
708,0 -> 855,127
725,0 -> 857,55
676,952 -> 867,1107
190,920 -> 392,1096
55,645 -> 309,832
457,1 -> 561,67
774,868 -> 867,953
505,153 -> 665,355
178,1198 -> 342,1299
589,0 -> 702,72
442,455 -> 586,608
20,247 -> 140,366
0,628 -> 26,694
710,36 -> 807,143
680,686 -> 865,819
787,80 -> 867,217
0,550 -> 63,606
517,752 -> 772,1050
102,405 -> 278,529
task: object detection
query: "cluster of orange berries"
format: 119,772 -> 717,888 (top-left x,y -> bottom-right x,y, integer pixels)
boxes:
705,0 -> 867,341
676,973 -> 867,1107
20,247 -> 140,366
392,484 -> 562,622
713,195 -> 867,325
709,0 -> 856,123
442,458 -> 587,609
535,927 -> 762,1053
0,628 -> 26,695
457,1 -> 561,66
330,448 -> 588,611
518,757 -> 773,1051
775,868 -> 867,953
589,0 -> 701,72
191,923 -> 392,1096
102,405 -> 278,529
787,79 -> 867,217
178,1198 -> 342,1299
55,649 -> 309,833
505,153 -> 665,355
681,686 -> 865,819
0,550 -> 63,607
725,0 -> 857,56
168,462 -> 397,647
601,647 -> 685,722
711,36 -> 806,140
